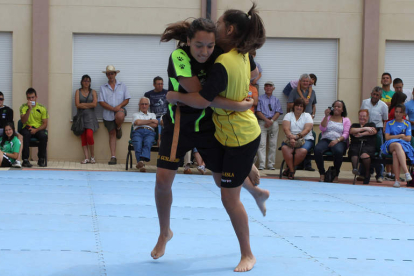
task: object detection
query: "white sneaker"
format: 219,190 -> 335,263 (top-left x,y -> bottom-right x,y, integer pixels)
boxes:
393,181 -> 401,188
405,173 -> 412,182
12,160 -> 22,168
197,165 -> 206,175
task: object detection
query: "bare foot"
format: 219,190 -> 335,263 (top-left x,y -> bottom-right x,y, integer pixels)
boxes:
249,165 -> 260,185
255,189 -> 270,216
234,255 -> 256,272
151,229 -> 173,259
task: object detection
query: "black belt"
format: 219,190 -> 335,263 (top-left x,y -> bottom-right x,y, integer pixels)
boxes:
137,126 -> 154,132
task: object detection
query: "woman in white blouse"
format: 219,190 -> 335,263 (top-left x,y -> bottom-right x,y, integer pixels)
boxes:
281,98 -> 314,179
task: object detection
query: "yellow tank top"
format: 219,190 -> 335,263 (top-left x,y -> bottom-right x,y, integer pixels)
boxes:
211,49 -> 260,147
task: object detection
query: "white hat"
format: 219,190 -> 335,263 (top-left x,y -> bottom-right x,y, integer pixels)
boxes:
102,65 -> 120,74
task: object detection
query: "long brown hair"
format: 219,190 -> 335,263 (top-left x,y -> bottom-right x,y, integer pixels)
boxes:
222,3 -> 266,54
160,18 -> 216,49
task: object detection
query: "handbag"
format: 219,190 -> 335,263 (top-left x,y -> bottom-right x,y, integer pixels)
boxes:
324,166 -> 337,182
71,90 -> 91,136
71,111 -> 84,136
284,137 -> 305,148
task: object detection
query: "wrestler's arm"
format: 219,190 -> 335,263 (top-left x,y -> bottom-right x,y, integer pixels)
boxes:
178,76 -> 252,111
168,63 -> 233,109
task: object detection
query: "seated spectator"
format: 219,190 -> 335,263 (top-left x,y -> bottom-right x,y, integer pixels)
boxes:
282,73 -> 317,98
0,91 -> 22,168
349,109 -> 377,184
75,74 -> 99,164
359,86 -> 387,182
0,122 -> 21,167
19,88 -> 49,167
384,92 -> 407,180
314,100 -> 351,182
131,97 -> 158,172
281,98 -> 314,179
381,104 -> 414,188
144,76 -> 168,146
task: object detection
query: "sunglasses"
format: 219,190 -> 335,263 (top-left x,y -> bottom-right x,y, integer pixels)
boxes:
140,103 -> 149,105
0,98 -> 4,101
268,104 -> 272,111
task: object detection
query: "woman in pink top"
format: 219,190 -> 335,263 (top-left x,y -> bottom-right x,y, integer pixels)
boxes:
314,100 -> 351,182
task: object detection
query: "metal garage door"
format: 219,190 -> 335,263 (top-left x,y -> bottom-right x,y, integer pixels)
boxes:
255,38 -> 338,123
0,32 -> 12,107
72,34 -> 176,121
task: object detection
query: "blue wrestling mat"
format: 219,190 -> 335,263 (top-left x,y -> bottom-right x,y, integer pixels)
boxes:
0,170 -> 413,276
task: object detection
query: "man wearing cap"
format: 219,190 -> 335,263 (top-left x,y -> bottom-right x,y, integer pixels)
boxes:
256,81 -> 283,170
98,65 -> 131,165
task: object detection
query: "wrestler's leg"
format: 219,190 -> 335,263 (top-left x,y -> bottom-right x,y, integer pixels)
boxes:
216,173 -> 256,272
248,164 -> 260,185
242,176 -> 269,216
151,167 -> 176,259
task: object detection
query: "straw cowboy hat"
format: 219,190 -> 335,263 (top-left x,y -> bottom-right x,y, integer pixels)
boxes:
102,65 -> 120,74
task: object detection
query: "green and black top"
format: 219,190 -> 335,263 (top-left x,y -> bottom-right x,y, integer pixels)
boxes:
166,46 -> 222,132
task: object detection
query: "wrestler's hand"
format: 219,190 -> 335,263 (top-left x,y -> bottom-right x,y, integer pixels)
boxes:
166,91 -> 179,105
239,98 -> 254,111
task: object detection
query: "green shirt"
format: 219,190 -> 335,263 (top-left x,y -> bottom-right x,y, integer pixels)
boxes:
0,136 -> 20,163
19,103 -> 49,128
381,90 -> 395,104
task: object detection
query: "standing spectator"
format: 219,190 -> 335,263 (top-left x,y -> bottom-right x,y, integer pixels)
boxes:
75,75 -> 99,164
248,84 -> 259,113
144,76 -> 168,145
381,72 -> 394,107
19,88 -> 49,167
131,97 -> 158,172
314,100 -> 351,182
287,74 -> 317,171
0,91 -> 13,137
0,91 -> 22,167
0,122 -> 21,167
98,65 -> 131,165
256,81 -> 283,170
282,73 -> 317,98
249,50 -> 262,91
393,77 -> 413,103
360,86 -> 388,182
287,74 -> 317,117
405,89 -> 414,136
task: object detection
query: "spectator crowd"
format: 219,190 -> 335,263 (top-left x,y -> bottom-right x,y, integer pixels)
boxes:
2,64 -> 414,187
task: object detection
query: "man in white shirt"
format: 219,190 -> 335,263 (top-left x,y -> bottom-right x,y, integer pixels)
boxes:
98,65 -> 131,165
360,86 -> 388,182
131,97 -> 158,172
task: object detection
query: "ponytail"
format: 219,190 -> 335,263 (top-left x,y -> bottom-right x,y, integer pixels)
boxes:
160,21 -> 191,48
222,2 -> 266,54
161,18 -> 216,49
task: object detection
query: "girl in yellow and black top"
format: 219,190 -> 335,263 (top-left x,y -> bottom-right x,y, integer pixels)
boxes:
167,4 -> 266,272
152,18 -> 269,264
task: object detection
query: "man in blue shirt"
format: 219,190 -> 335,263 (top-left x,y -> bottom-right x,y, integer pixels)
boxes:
144,76 -> 168,145
256,81 -> 283,170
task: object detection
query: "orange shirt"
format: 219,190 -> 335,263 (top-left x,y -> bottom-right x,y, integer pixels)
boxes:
248,84 -> 258,112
